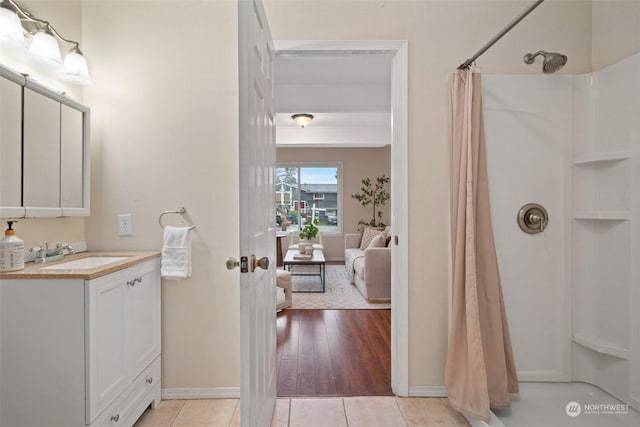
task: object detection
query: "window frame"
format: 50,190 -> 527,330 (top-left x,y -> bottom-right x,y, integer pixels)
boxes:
275,162 -> 343,236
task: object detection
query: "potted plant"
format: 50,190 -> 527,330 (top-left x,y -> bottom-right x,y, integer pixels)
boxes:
299,218 -> 319,240
298,218 -> 319,253
351,174 -> 390,227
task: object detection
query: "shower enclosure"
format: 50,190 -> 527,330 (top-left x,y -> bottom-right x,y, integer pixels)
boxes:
481,52 -> 640,426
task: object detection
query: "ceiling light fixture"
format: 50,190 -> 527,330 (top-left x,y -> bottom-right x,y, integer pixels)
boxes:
292,113 -> 314,128
0,0 -> 91,85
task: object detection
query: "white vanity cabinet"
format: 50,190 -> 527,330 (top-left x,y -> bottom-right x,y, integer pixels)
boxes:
87,259 -> 161,424
0,257 -> 161,427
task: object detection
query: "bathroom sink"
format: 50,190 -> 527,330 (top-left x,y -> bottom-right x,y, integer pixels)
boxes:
40,256 -> 130,270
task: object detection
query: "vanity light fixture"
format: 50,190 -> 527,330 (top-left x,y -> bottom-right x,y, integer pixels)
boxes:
0,0 -> 91,85
292,113 -> 314,128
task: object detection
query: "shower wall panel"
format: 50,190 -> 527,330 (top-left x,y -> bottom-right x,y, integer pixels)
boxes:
482,75 -> 573,382
572,53 -> 640,411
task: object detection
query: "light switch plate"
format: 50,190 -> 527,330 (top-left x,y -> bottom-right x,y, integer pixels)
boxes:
118,214 -> 133,236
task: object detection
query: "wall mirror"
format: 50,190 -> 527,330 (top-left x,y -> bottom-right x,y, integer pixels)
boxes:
0,64 -> 90,217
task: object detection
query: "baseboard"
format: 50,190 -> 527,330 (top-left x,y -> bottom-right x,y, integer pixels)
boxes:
161,387 -> 240,399
408,385 -> 448,397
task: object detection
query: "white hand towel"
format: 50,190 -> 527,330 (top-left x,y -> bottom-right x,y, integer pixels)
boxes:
161,226 -> 192,280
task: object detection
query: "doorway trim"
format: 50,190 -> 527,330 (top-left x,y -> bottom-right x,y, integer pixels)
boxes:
274,40 -> 409,396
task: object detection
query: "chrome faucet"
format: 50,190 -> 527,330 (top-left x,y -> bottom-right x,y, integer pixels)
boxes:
51,243 -> 75,256
31,243 -> 75,263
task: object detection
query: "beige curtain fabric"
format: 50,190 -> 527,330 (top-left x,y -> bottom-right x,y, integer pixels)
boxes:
446,68 -> 519,422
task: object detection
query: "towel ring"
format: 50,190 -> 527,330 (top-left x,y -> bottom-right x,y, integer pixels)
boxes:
159,207 -> 196,230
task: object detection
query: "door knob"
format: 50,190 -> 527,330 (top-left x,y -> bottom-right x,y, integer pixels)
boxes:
251,255 -> 269,272
226,257 -> 240,270
226,256 -> 249,273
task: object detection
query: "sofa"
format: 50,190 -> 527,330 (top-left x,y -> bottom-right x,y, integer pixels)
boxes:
344,227 -> 391,303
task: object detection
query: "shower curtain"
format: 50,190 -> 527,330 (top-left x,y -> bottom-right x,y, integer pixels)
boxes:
446,68 -> 519,422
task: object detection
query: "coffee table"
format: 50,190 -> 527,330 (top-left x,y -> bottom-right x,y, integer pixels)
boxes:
283,249 -> 326,293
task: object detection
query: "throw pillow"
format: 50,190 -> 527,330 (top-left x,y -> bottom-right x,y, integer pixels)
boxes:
384,226 -> 393,246
360,226 -> 384,250
368,234 -> 386,248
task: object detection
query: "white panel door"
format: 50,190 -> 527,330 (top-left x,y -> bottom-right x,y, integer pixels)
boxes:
238,0 -> 277,425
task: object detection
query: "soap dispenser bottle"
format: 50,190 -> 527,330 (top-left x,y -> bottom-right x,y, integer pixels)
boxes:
0,221 -> 25,271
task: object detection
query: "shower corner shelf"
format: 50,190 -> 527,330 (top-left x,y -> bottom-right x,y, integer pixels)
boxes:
573,211 -> 631,221
573,150 -> 631,165
573,333 -> 630,360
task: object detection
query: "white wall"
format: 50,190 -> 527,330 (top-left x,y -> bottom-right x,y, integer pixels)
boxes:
591,0 -> 640,71
82,1 -> 241,391
482,75 -> 573,382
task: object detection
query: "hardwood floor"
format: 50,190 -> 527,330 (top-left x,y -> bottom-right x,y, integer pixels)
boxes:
276,309 -> 392,397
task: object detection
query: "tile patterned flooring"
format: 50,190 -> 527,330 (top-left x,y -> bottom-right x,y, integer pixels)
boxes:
134,396 -> 470,427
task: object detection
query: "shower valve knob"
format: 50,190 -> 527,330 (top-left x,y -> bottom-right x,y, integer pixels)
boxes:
518,203 -> 548,234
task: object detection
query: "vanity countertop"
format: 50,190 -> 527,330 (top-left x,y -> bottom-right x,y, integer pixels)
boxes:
0,251 -> 160,280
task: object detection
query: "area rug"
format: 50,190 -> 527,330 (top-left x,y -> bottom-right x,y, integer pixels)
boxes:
279,264 -> 391,310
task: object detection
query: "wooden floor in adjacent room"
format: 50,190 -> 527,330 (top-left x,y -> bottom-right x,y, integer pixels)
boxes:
276,309 -> 392,397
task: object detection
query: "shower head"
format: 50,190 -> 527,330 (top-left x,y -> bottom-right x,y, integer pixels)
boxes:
523,51 -> 568,73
